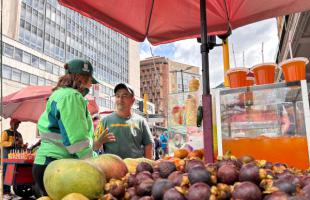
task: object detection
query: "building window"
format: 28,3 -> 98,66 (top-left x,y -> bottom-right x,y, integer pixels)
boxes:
3,65 -> 12,79
21,71 -> 30,84
22,51 -> 31,64
32,55 -> 39,68
39,59 -> 46,70
30,74 -> 38,85
14,48 -> 23,62
38,77 -> 45,85
4,43 -> 14,58
46,61 -> 53,73
12,68 -> 22,82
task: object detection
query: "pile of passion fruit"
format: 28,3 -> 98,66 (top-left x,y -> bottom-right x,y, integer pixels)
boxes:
102,151 -> 310,200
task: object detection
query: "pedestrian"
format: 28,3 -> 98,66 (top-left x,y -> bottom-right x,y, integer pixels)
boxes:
95,83 -> 154,159
153,134 -> 161,160
159,131 -> 169,157
32,59 -> 107,197
1,118 -> 27,198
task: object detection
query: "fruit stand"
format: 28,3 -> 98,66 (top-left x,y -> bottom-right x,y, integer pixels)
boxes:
214,80 -> 310,169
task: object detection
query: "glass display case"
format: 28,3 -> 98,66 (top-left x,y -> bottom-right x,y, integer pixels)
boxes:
214,80 -> 310,169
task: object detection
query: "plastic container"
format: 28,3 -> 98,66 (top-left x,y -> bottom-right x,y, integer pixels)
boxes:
226,68 -> 249,88
251,63 -> 277,85
279,57 -> 309,82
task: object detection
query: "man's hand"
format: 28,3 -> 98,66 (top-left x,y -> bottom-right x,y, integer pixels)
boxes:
93,128 -> 116,150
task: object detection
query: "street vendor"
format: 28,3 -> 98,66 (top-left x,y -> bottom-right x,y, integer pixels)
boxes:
95,83 -> 154,159
32,59 -> 107,197
1,118 -> 27,196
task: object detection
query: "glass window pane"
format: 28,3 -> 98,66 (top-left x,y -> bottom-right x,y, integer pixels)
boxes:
4,43 -> 14,57
46,61 -> 53,73
22,51 -> 31,64
3,65 -> 12,79
12,68 -> 21,82
45,79 -> 52,85
52,65 -> 59,75
30,74 -> 38,85
39,59 -> 46,70
14,48 -> 23,62
21,71 -> 30,84
32,55 -> 39,68
38,77 -> 45,85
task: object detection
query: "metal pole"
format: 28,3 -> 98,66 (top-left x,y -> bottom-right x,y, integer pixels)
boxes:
0,0 -> 3,197
222,38 -> 230,87
200,0 -> 214,163
181,70 -> 184,93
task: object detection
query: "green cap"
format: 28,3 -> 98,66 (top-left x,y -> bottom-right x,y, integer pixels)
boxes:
65,59 -> 98,84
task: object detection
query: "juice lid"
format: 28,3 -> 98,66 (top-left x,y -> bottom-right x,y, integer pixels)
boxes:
225,67 -> 249,76
279,57 -> 309,67
250,63 -> 277,71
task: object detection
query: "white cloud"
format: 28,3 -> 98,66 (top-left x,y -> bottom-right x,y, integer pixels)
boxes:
139,18 -> 279,89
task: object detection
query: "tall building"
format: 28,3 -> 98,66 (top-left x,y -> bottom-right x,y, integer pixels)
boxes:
140,56 -> 201,128
1,0 -> 152,144
276,12 -> 310,81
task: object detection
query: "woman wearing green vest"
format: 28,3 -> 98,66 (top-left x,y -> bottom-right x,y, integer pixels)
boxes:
32,59 -> 105,197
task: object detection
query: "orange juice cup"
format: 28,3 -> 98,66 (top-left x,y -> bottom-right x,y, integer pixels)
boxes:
226,68 -> 249,88
251,63 -> 277,85
279,57 -> 309,82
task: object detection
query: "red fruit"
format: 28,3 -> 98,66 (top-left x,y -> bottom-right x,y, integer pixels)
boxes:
232,181 -> 262,200
185,159 -> 205,172
239,163 -> 260,184
263,191 -> 289,200
217,164 -> 239,185
163,188 -> 186,200
187,182 -> 211,200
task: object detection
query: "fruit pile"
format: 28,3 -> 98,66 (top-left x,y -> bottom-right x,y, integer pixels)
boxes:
40,151 -> 310,200
103,153 -> 310,200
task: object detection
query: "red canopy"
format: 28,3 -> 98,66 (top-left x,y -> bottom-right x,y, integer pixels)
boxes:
58,0 -> 310,162
2,86 -> 99,123
58,0 -> 310,45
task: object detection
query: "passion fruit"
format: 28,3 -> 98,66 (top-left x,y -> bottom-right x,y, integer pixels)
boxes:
163,188 -> 186,200
239,163 -> 260,184
273,179 -> 297,195
158,161 -> 177,178
185,159 -> 205,172
232,181 -> 262,200
188,166 -> 212,185
217,164 -> 239,185
187,182 -> 211,200
135,179 -> 154,197
136,162 -> 154,173
151,179 -> 175,200
263,191 -> 289,200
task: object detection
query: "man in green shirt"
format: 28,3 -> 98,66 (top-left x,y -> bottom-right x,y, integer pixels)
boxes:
95,83 -> 154,159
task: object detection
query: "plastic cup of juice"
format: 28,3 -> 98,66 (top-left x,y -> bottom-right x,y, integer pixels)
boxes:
226,68 -> 249,88
279,57 -> 309,82
251,63 -> 277,85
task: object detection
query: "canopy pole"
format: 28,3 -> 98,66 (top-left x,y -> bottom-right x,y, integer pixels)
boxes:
200,0 -> 214,163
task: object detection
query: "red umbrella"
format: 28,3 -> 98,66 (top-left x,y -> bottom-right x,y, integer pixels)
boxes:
58,0 -> 310,162
58,0 -> 310,45
2,86 -> 99,123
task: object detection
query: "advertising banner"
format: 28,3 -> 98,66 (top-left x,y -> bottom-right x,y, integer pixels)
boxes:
167,91 -> 203,154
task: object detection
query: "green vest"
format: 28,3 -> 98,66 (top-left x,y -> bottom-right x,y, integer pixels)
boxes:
34,87 -> 96,165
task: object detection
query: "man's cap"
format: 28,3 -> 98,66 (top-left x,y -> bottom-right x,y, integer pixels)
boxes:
114,83 -> 135,96
65,59 -> 98,84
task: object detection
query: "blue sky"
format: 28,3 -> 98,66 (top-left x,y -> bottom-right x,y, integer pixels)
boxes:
139,18 -> 279,88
